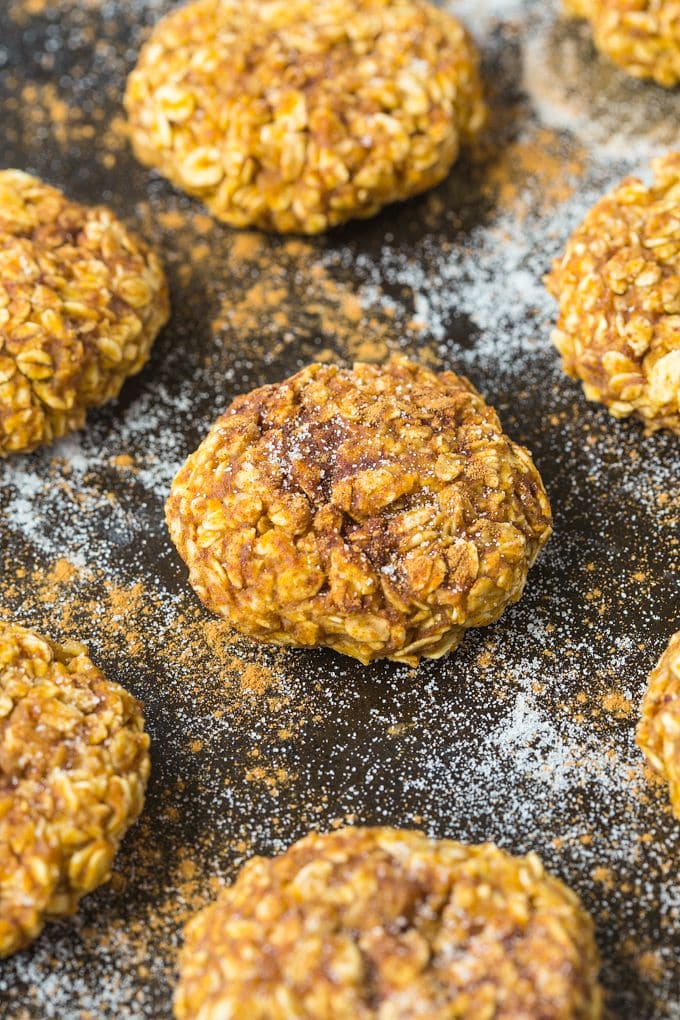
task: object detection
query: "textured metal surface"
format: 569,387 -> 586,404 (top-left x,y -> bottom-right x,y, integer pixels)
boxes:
0,1 -> 678,1017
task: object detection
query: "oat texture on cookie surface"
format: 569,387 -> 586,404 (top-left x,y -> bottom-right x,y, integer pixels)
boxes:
124,0 -> 486,234
0,620 -> 150,957
166,355 -> 552,665
174,826 -> 603,1020
563,0 -> 680,86
637,631 -> 680,819
0,170 -> 169,455
546,152 -> 680,433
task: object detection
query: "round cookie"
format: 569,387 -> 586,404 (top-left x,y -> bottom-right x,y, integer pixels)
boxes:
545,152 -> 680,433
174,826 -> 603,1020
0,170 -> 169,455
166,355 -> 552,665
637,630 -> 680,818
0,621 -> 150,956
564,0 -> 680,87
124,0 -> 486,234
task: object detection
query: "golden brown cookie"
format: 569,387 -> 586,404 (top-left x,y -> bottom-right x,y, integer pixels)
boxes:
564,0 -> 680,86
0,621 -> 150,956
0,170 -> 169,455
124,0 -> 486,234
166,355 -> 552,665
175,826 -> 603,1020
637,630 -> 680,818
545,152 -> 680,433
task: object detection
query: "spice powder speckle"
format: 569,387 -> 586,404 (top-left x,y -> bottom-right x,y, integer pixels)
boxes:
0,0 -> 679,1018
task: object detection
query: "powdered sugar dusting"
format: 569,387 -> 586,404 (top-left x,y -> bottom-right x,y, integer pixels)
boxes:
0,0 -> 678,1017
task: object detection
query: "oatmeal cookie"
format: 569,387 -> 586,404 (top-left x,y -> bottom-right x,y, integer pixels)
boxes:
166,355 -> 552,665
174,826 -> 602,1020
637,630 -> 680,818
564,0 -> 680,86
124,0 -> 486,234
0,621 -> 150,957
545,152 -> 680,433
0,170 -> 169,455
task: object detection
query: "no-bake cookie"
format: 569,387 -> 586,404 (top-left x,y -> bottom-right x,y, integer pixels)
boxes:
124,0 -> 486,234
564,0 -> 680,87
637,630 -> 680,818
0,170 -> 169,455
166,355 -> 552,665
175,826 -> 602,1019
0,621 -> 150,956
546,152 -> 679,433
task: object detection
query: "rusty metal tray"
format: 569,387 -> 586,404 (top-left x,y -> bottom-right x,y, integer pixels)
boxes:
0,0 -> 678,1016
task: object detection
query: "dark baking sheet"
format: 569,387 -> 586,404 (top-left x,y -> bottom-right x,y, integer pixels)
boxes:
0,0 -> 679,1016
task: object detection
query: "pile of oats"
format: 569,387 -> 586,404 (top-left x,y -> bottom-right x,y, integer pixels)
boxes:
564,0 -> 680,87
175,826 -> 603,1019
637,630 -> 680,819
166,355 -> 552,665
0,170 -> 169,456
124,0 -> 486,234
545,152 -> 680,433
0,621 -> 150,957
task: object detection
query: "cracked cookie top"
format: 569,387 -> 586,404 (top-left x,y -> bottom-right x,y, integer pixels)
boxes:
166,355 -> 551,664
